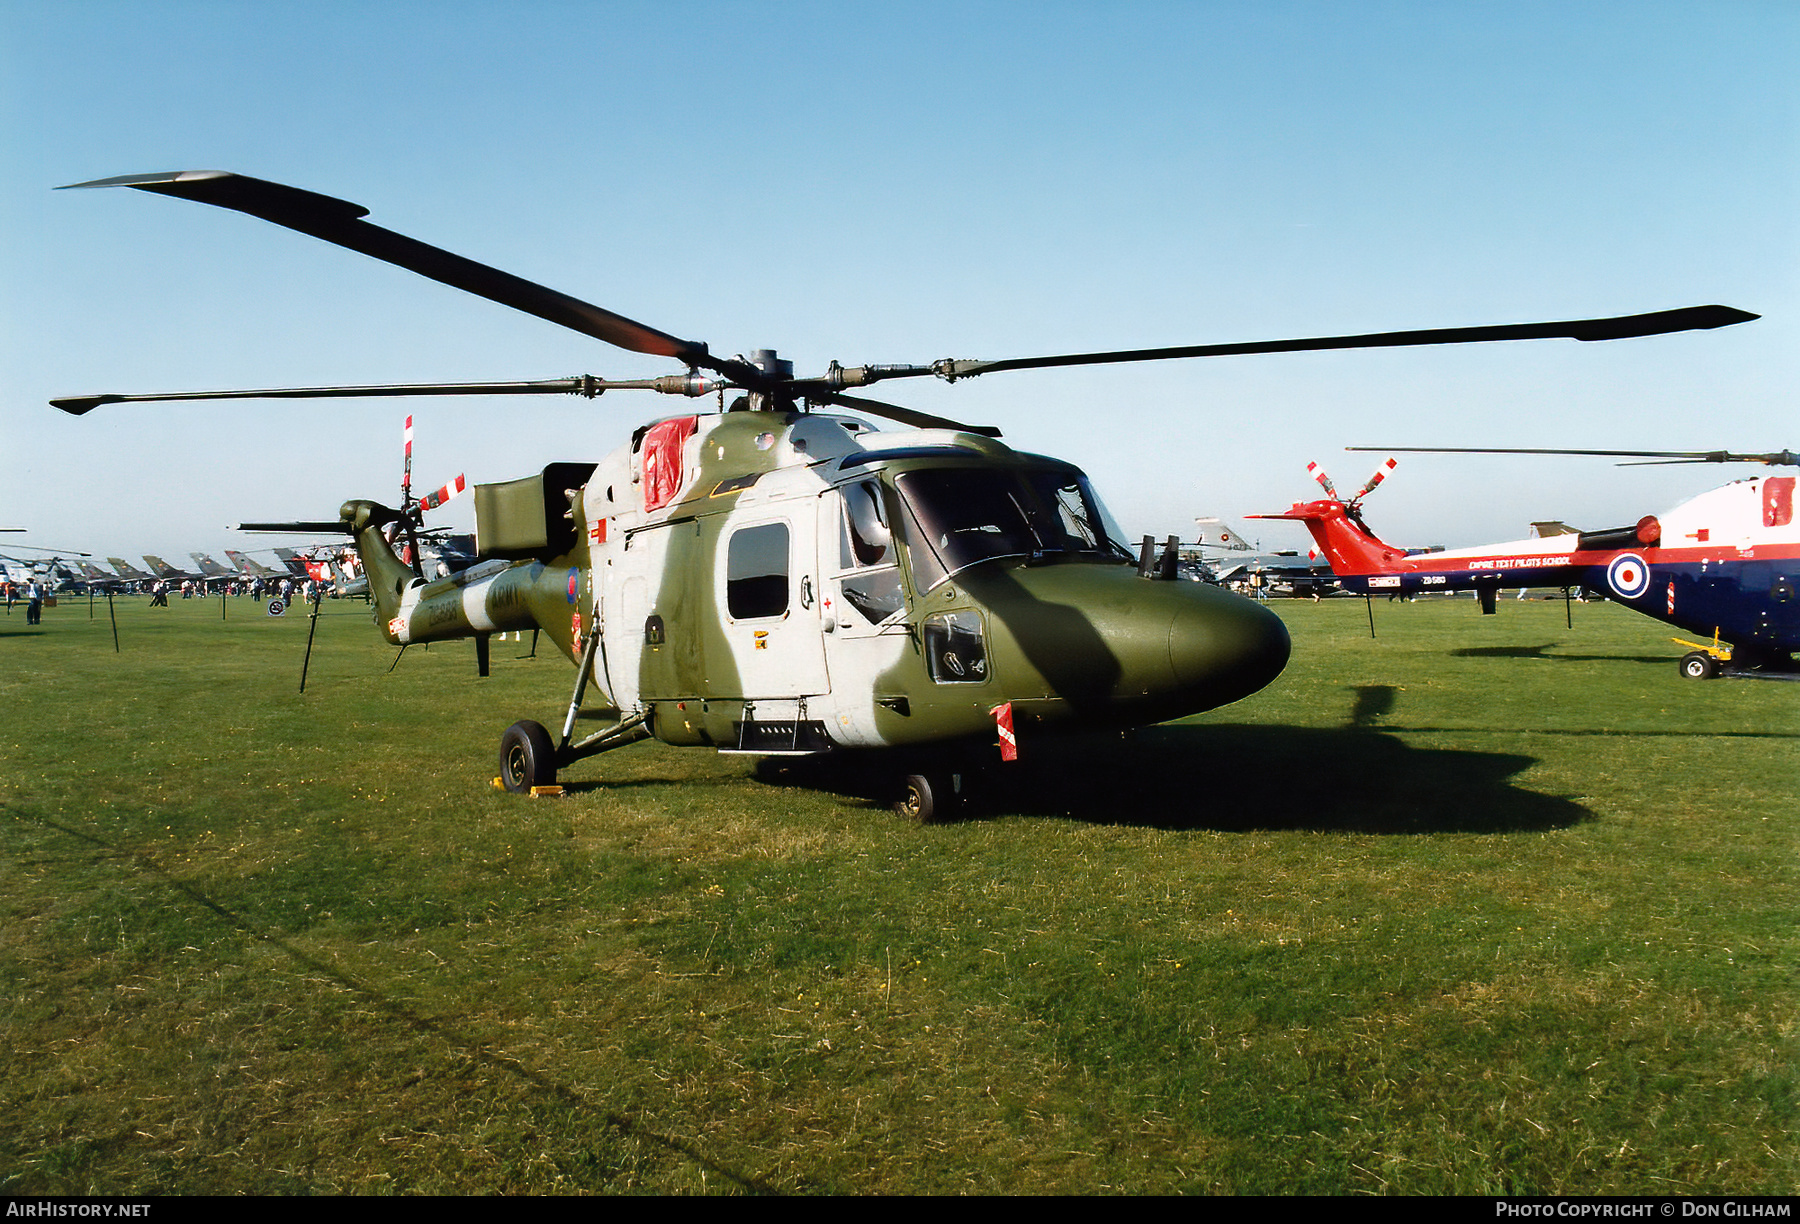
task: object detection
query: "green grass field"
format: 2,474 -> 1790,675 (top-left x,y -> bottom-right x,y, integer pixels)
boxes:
2,591 -> 1794,1194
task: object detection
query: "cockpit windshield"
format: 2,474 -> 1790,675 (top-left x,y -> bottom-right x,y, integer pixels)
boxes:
893,465 -> 1134,589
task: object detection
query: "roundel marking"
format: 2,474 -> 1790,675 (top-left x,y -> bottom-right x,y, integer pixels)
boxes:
567,567 -> 580,604
1606,552 -> 1651,600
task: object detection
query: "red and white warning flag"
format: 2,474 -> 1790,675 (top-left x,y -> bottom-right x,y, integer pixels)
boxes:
991,702 -> 1018,761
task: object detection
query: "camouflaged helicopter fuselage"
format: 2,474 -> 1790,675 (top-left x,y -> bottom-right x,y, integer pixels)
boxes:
344,410 -> 1291,758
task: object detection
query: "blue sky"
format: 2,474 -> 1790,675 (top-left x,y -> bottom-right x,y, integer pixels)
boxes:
3,1 -> 1795,561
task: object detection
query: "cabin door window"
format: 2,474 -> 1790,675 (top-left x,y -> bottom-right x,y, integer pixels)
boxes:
721,516 -> 829,699
726,522 -> 790,620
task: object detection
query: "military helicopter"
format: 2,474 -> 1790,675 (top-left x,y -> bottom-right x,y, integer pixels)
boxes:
0,542 -> 95,595
50,170 -> 1761,814
1255,449 -> 1799,679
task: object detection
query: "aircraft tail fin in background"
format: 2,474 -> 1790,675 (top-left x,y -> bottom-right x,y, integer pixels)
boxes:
1192,516 -> 1252,552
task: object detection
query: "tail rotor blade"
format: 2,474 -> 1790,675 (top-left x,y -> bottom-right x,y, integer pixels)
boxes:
1352,457 -> 1397,503
420,474 -> 467,512
402,414 -> 415,505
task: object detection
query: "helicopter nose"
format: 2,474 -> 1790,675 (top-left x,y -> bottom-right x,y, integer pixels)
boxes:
1166,588 -> 1291,710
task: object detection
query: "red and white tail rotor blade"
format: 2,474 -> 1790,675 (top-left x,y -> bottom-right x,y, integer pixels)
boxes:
402,414 -> 415,504
1350,457 -> 1397,504
1307,461 -> 1340,500
420,473 -> 467,513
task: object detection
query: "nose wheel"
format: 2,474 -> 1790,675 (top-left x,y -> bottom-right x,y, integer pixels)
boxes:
500,720 -> 557,793
894,770 -> 962,823
1679,651 -> 1721,680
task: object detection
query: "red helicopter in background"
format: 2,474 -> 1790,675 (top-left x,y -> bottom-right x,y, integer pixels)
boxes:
1254,448 -> 1800,680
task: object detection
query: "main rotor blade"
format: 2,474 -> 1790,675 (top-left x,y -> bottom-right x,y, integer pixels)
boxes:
0,542 -> 92,556
929,305 -> 1759,381
1347,446 -> 1799,467
233,521 -> 354,535
819,392 -> 1003,437
61,171 -> 720,372
51,377 -> 619,416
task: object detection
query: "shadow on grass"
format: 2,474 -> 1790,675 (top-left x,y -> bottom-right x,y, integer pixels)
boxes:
557,773 -> 751,794
17,808 -> 781,1195
1451,642 -> 1672,664
760,720 -> 1588,835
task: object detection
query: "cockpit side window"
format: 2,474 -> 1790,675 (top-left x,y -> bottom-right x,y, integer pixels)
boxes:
832,481 -> 906,625
840,479 -> 893,569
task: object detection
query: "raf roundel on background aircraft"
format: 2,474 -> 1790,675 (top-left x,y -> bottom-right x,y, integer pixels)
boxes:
49,170 -> 1762,815
1254,449 -> 1800,680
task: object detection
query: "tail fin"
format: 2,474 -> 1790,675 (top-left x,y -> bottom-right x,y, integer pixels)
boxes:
1247,499 -> 1408,577
340,500 -> 418,634
1193,516 -> 1252,551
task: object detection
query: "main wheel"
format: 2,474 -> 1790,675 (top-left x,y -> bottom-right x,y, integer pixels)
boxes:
894,771 -> 960,823
1679,651 -> 1720,680
499,720 -> 557,793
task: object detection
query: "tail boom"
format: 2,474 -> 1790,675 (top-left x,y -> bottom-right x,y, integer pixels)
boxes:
341,499 -> 581,659
1250,499 -> 1587,594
